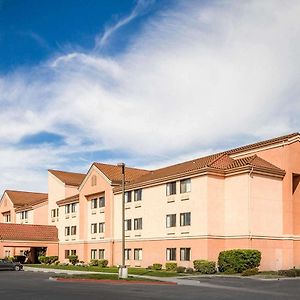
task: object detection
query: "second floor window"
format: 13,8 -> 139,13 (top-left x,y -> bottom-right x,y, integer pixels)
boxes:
4,213 -> 11,223
180,178 -> 191,193
71,226 -> 77,235
65,227 -> 70,236
91,198 -> 97,209
180,212 -> 191,226
99,222 -> 105,233
125,219 -> 132,231
99,197 -> 105,208
91,223 -> 97,234
166,182 -> 176,195
166,214 -> 176,228
65,204 -> 70,214
134,189 -> 142,201
134,218 -> 143,230
20,211 -> 28,220
125,191 -> 132,203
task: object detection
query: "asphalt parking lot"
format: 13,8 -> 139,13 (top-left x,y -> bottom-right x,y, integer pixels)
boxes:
0,271 -> 299,300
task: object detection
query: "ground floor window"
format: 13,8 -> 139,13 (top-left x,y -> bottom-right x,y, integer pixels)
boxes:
91,249 -> 97,259
180,248 -> 191,261
99,249 -> 105,259
166,248 -> 176,261
134,248 -> 142,260
4,250 -> 11,257
65,250 -> 70,259
70,250 -> 77,256
124,249 -> 131,260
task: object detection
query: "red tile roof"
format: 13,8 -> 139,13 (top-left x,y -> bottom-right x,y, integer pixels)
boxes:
93,162 -> 150,184
56,194 -> 79,206
0,223 -> 58,242
48,169 -> 86,186
5,190 -> 48,208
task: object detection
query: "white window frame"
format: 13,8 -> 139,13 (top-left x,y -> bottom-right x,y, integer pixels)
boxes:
180,212 -> 191,226
180,248 -> 191,261
134,218 -> 142,230
180,178 -> 191,193
166,181 -> 176,196
134,248 -> 142,260
166,214 -> 176,228
166,248 -> 176,261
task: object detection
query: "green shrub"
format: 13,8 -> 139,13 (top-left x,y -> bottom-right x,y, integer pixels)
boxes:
152,263 -> 162,270
294,269 -> 300,276
90,259 -> 98,266
146,265 -> 153,270
176,266 -> 186,273
38,255 -> 58,264
193,260 -> 216,274
48,256 -> 58,264
165,262 -> 177,271
38,256 -> 47,264
241,267 -> 259,276
68,255 -> 78,265
278,269 -> 297,277
186,267 -> 194,274
98,259 -> 108,268
218,249 -> 261,273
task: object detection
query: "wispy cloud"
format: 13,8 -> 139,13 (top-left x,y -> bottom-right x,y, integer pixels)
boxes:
0,0 -> 300,193
94,0 -> 154,49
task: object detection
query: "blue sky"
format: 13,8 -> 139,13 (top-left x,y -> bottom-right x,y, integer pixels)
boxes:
0,0 -> 299,193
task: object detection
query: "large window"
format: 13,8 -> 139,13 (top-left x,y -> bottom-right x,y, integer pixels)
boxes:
134,248 -> 142,260
99,197 -> 105,208
166,214 -> 176,228
65,204 -> 70,214
99,222 -> 105,233
124,249 -> 131,260
51,208 -> 59,218
134,218 -> 143,230
125,219 -> 132,231
134,189 -> 142,201
71,203 -> 77,213
180,178 -> 191,193
99,249 -> 105,259
180,248 -> 191,261
65,226 -> 70,236
91,223 -> 97,234
166,182 -> 176,196
71,226 -> 77,235
166,248 -> 176,261
125,191 -> 132,203
91,198 -> 98,209
20,211 -> 28,220
91,249 -> 97,259
180,212 -> 191,226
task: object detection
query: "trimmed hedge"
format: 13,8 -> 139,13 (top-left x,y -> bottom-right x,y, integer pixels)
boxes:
38,256 -> 58,264
218,249 -> 261,273
176,266 -> 186,273
152,263 -> 162,270
68,255 -> 78,265
193,260 -> 216,274
98,259 -> 108,267
165,262 -> 177,271
241,267 -> 259,276
278,269 -> 300,277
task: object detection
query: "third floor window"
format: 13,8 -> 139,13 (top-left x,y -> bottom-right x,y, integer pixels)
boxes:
166,214 -> 176,228
134,189 -> 142,201
166,182 -> 176,196
180,178 -> 191,193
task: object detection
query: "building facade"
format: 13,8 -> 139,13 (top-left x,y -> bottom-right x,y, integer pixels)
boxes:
0,133 -> 300,270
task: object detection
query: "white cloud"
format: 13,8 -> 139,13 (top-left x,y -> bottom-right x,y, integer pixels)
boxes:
0,0 -> 300,193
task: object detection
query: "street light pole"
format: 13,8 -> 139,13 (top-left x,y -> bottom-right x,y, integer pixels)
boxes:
117,162 -> 127,279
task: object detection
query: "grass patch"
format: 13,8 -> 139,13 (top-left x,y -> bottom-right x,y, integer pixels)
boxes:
53,273 -> 159,282
26,264 -> 178,277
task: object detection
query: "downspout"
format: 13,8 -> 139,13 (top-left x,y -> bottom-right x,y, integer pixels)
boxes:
248,166 -> 254,248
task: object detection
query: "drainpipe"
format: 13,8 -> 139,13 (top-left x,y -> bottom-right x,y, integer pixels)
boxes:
248,167 -> 254,248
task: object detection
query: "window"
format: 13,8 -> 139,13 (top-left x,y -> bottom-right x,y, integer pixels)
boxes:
71,250 -> 77,256
99,249 -> 105,259
91,175 -> 97,186
166,182 -> 176,196
125,219 -> 132,231
4,213 -> 11,223
180,178 -> 191,193
91,198 -> 97,209
65,250 -> 70,259
56,208 -> 59,217
134,189 -> 142,201
71,203 -> 77,213
134,248 -> 142,260
180,248 -> 191,261
4,250 -> 11,258
124,249 -> 131,260
166,214 -> 176,228
180,212 -> 191,226
166,248 -> 176,261
91,249 -> 97,259
71,226 -> 77,235
134,218 -> 142,230
125,191 -> 132,203
99,222 -> 105,233
91,223 -> 97,234
51,208 -> 59,218
65,204 -> 70,214
65,227 -> 70,236
99,196 -> 105,208
20,211 -> 28,220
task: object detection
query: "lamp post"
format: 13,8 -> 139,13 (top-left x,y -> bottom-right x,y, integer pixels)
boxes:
117,162 -> 128,279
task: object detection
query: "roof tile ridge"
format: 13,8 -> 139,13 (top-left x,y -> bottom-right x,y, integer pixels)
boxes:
206,152 -> 229,168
